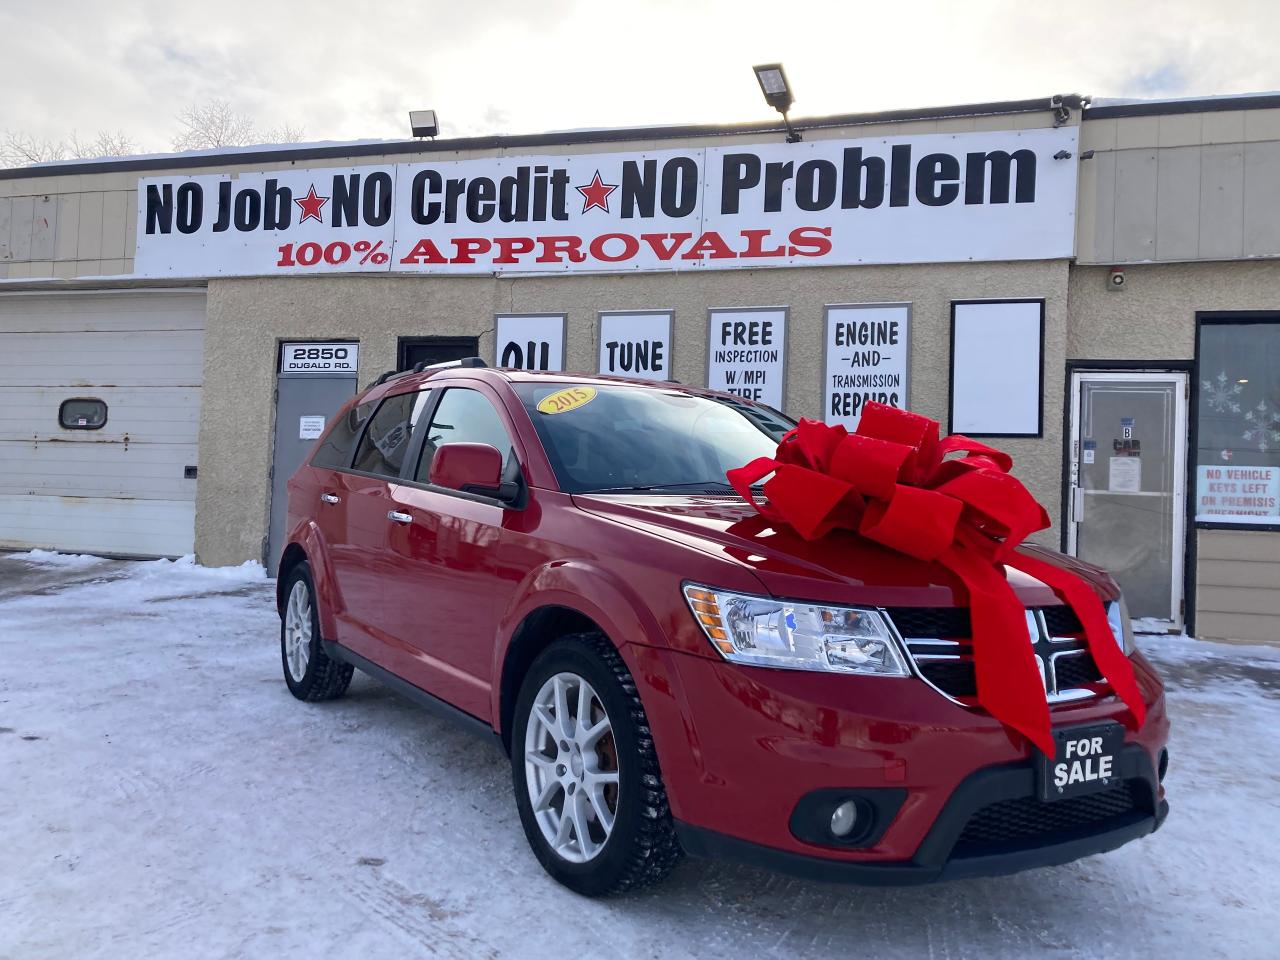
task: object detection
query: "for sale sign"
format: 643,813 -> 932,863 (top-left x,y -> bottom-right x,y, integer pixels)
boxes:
134,127 -> 1078,278
706,308 -> 787,408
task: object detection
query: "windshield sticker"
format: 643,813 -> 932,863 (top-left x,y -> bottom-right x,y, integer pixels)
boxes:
537,386 -> 597,415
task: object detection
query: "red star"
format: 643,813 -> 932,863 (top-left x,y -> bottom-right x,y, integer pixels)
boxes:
294,185 -> 329,223
575,171 -> 617,214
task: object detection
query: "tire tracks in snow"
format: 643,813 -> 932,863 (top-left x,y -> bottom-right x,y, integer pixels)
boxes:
340,866 -> 498,959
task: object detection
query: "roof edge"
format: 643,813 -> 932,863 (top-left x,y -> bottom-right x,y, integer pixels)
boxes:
1085,91 -> 1280,120
0,95 -> 1057,181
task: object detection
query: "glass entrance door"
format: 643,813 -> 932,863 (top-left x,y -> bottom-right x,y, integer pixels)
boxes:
1067,371 -> 1188,625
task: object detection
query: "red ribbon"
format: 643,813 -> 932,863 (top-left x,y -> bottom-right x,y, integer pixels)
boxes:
727,402 -> 1146,756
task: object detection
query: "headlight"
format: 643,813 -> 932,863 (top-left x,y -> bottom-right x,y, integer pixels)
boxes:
1106,595 -> 1136,655
682,584 -> 910,676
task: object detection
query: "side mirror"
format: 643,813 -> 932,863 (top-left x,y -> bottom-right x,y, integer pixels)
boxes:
428,443 -> 505,497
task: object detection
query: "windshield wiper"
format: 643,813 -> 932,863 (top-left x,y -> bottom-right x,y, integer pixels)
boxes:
581,481 -> 758,494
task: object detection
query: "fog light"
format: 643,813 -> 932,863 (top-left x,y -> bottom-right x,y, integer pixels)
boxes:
830,800 -> 859,838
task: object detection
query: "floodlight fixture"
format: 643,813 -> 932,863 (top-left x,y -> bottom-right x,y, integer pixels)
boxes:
409,110 -> 439,139
753,63 -> 801,143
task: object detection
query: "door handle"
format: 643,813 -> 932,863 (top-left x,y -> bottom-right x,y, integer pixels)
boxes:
387,510 -> 413,525
321,493 -> 341,504
1071,487 -> 1086,522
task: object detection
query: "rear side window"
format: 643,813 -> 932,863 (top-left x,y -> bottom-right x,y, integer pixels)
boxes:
311,400 -> 375,469
59,398 -> 107,430
352,391 -> 424,478
416,388 -> 514,483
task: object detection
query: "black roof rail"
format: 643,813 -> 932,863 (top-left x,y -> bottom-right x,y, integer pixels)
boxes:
369,356 -> 488,389
413,356 -> 488,372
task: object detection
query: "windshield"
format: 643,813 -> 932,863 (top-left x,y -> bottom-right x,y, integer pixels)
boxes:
513,383 -> 792,494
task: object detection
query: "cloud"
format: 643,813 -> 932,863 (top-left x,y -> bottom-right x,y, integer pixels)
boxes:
1,0 -> 1278,154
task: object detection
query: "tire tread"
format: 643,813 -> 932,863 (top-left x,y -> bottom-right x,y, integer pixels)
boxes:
558,631 -> 683,894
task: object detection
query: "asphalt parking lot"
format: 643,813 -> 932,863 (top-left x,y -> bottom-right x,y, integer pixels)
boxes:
1,552 -> 1277,960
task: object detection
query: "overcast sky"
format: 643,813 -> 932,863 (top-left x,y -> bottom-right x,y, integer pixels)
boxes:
3,0 -> 1279,152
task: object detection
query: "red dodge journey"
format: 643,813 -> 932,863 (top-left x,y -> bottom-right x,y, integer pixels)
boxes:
277,359 -> 1170,895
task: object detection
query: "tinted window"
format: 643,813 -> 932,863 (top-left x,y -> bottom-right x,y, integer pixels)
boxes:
417,388 -> 513,483
352,392 -> 420,477
311,400 -> 374,469
59,398 -> 107,430
513,383 -> 790,493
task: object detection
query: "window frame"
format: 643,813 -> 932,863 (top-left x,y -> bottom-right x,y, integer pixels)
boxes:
321,388 -> 433,478
396,382 -> 528,509
1193,311 -> 1280,532
58,397 -> 108,431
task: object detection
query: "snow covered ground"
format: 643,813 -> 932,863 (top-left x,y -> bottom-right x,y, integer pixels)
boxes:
1,552 -> 1277,959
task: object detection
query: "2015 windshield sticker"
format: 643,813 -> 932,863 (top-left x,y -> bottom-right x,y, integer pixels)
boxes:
537,386 -> 596,415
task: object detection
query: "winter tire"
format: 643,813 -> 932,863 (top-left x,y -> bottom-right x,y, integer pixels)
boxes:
511,632 -> 682,896
280,561 -> 353,702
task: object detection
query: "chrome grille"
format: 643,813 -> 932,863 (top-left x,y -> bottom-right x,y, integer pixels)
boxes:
884,605 -> 1106,706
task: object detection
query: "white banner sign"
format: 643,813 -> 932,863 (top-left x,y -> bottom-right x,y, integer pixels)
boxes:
495,314 -> 566,371
134,127 -> 1078,278
823,304 -> 910,430
706,308 -> 787,408
1196,465 -> 1280,523
279,341 -> 359,374
598,312 -> 672,381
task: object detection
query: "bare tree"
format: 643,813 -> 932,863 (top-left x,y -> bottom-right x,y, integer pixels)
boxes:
1,129 -> 139,167
1,100 -> 306,169
171,99 -> 305,151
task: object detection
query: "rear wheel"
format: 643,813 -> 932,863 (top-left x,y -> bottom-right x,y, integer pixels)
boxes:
280,562 -> 353,702
511,633 -> 682,895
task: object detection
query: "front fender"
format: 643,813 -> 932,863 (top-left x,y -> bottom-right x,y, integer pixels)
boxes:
489,558 -> 671,707
488,561 -> 706,820
284,518 -> 343,642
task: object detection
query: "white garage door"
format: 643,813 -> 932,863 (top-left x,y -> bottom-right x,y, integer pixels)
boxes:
0,291 -> 205,557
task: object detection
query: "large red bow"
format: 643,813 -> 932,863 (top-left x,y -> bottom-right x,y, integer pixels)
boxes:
726,402 -> 1146,755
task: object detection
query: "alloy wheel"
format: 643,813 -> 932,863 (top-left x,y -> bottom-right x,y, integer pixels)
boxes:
523,672 -> 620,863
284,579 -> 312,682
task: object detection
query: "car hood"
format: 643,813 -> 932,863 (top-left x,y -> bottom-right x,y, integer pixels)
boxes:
573,493 -> 1116,607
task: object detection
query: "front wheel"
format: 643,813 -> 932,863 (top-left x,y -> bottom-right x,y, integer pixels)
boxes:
280,561 -> 353,702
511,633 -> 682,896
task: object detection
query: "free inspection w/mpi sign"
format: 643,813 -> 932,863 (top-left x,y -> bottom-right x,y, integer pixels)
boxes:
133,127 -> 1078,278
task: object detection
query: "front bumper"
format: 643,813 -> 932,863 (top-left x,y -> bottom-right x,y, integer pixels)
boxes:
675,745 -> 1168,885
628,645 -> 1170,878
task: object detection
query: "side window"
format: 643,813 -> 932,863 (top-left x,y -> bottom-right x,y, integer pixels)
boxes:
311,400 -> 375,469
352,392 -> 419,477
59,398 -> 108,430
417,388 -> 514,483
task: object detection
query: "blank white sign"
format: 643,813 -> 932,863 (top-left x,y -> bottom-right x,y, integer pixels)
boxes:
950,301 -> 1042,435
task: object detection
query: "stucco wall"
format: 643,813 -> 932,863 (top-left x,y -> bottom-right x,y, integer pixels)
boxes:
1067,259 -> 1280,359
196,260 -> 1070,566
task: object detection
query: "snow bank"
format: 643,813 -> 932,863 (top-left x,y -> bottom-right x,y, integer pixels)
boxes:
7,548 -> 107,568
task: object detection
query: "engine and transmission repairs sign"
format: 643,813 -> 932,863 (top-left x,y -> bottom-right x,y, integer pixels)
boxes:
823,303 -> 910,429
133,127 -> 1078,278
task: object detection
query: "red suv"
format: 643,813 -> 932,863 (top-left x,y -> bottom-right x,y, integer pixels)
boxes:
277,360 -> 1170,895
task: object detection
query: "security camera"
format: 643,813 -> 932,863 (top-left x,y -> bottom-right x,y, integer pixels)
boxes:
1108,267 -> 1126,291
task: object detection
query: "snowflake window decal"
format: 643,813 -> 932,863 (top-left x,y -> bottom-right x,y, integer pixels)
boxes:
1243,400 -> 1280,453
1202,371 -> 1243,414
